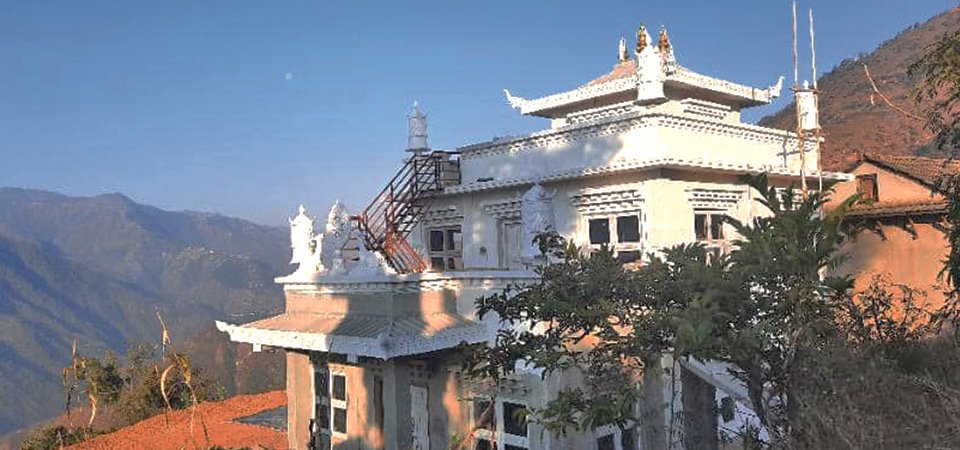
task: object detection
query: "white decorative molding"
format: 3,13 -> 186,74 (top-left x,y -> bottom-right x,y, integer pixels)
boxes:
566,101 -> 639,126
681,99 -> 732,121
501,64 -> 781,118
443,157 -> 850,196
482,199 -> 522,220
569,188 -> 644,215
668,66 -> 780,105
281,270 -> 540,294
459,111 -> 817,162
685,187 -> 744,211
503,77 -> 637,117
421,205 -> 463,227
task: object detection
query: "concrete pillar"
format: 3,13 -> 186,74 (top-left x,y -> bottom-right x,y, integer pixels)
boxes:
287,350 -> 313,450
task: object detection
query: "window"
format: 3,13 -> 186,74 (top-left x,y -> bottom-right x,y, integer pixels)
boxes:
330,372 -> 347,435
720,396 -> 736,423
428,226 -> 463,271
857,174 -> 879,202
587,213 -> 643,264
472,398 -> 528,450
694,213 -> 725,241
616,216 -> 640,242
589,218 -> 611,244
314,367 -> 330,435
502,402 -> 528,438
595,424 -> 636,450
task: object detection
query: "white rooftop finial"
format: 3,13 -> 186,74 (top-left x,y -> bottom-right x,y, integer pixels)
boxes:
407,101 -> 428,153
618,37 -> 629,63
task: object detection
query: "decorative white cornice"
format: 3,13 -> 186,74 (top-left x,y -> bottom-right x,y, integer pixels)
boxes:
680,98 -> 732,121
422,205 -> 463,226
668,67 -> 781,105
685,187 -> 744,211
458,111 -> 815,162
482,199 -> 523,220
280,270 -> 540,294
444,157 -> 850,196
569,188 -> 645,215
566,102 -> 640,126
502,65 -> 782,118
503,77 -> 637,117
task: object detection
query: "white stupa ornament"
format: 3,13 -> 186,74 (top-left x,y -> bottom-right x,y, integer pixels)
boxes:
281,204 -> 325,281
407,101 -> 429,153
634,23 -> 667,104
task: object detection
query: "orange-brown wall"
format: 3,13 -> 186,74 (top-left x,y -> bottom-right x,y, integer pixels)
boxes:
837,221 -> 948,308
828,162 -> 943,207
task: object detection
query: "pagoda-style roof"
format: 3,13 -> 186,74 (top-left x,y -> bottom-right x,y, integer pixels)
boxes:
504,26 -> 784,119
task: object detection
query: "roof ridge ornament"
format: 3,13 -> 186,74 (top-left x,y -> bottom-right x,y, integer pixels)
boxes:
659,25 -> 677,73
635,24 -> 650,54
618,36 -> 629,63
503,89 -> 529,110
658,26 -> 671,52
634,23 -> 667,104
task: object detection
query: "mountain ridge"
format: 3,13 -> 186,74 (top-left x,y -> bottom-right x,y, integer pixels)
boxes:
0,186 -> 289,437
758,10 -> 958,169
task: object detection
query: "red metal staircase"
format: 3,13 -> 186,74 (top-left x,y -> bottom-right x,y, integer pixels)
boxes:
353,152 -> 460,274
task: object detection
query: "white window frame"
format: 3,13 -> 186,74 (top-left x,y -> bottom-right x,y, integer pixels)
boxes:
594,422 -> 636,450
584,211 -> 643,263
498,219 -> 523,270
471,398 -> 529,450
426,225 -> 463,272
329,370 -> 348,438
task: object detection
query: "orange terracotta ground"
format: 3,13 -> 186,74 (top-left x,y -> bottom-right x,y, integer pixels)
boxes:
68,391 -> 287,450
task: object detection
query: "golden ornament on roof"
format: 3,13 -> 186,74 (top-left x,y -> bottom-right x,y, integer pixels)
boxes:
636,24 -> 648,53
659,27 -> 671,52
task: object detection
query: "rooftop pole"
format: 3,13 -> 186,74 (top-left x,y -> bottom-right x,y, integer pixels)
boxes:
810,8 -> 823,195
793,1 -> 809,198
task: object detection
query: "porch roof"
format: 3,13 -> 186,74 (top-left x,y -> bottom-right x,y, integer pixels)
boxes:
215,311 -> 488,359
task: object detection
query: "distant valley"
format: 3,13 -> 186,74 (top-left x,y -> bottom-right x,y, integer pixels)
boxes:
0,187 -> 288,437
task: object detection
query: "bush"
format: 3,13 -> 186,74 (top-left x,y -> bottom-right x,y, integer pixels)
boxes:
20,426 -> 102,450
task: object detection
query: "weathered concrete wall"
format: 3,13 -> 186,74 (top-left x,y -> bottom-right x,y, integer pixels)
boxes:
288,350 -> 313,450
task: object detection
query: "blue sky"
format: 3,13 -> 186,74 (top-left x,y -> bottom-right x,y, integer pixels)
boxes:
0,1 -> 954,225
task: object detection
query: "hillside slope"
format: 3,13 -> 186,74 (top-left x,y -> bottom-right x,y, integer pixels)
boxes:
0,188 -> 289,437
759,10 -> 959,170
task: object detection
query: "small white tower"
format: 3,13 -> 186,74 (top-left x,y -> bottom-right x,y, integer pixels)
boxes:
407,102 -> 429,154
796,81 -> 820,131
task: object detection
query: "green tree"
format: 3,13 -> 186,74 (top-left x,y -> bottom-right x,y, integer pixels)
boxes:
463,174 -> 858,446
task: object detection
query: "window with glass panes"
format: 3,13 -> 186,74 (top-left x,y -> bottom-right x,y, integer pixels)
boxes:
694,213 -> 726,241
594,423 -> 636,450
427,226 -> 463,271
330,372 -> 347,435
586,212 -> 642,264
471,398 -> 528,450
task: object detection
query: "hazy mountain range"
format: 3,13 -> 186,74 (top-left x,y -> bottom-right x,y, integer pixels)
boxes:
0,187 -> 288,436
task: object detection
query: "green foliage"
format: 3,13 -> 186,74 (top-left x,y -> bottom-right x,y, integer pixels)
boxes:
909,23 -> 960,330
19,425 -> 103,450
463,174 -> 864,444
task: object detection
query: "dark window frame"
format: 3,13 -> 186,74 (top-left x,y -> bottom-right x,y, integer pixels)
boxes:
856,173 -> 879,202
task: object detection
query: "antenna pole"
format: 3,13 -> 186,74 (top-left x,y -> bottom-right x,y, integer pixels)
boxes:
810,8 -> 823,195
793,1 -> 808,197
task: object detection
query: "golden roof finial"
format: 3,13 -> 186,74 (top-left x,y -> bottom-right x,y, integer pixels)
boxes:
636,24 -> 649,53
658,26 -> 671,52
